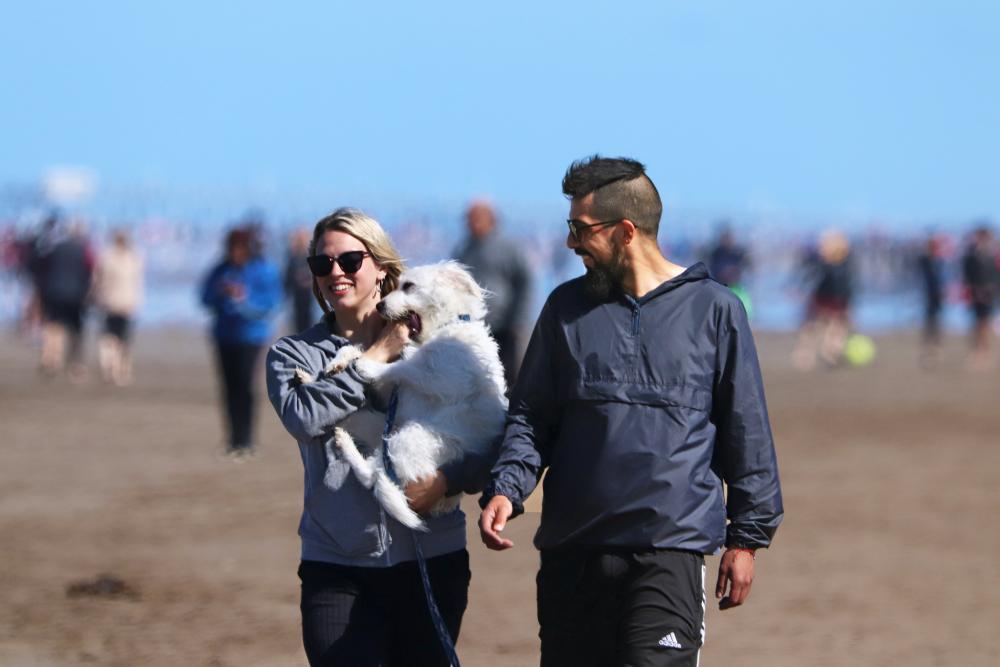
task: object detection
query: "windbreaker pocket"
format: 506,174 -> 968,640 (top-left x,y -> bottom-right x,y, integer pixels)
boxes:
572,378 -> 712,412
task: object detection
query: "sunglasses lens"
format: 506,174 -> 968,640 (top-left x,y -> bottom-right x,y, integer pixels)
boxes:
337,252 -> 365,274
307,255 -> 334,277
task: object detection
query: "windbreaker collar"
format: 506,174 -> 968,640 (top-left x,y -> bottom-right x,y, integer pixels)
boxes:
626,262 -> 711,305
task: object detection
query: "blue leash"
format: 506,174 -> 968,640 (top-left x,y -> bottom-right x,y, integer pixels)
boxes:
381,387 -> 462,667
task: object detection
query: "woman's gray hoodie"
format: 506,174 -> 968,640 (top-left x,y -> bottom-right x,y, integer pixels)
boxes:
266,320 -> 493,566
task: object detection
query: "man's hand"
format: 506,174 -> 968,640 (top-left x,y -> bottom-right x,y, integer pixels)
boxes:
478,495 -> 514,550
404,471 -> 448,515
715,548 -> 755,610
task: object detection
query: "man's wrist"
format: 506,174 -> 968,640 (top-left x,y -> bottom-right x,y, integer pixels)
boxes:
479,482 -> 524,517
726,546 -> 756,559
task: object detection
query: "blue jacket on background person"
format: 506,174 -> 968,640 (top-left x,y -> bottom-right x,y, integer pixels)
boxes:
200,256 -> 282,344
482,262 -> 783,553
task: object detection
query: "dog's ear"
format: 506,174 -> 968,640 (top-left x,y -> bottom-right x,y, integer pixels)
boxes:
438,261 -> 482,299
438,261 -> 487,317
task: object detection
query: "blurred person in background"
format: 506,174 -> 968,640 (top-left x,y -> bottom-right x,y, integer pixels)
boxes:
706,222 -> 752,317
453,200 -> 533,388
961,224 -> 999,369
200,227 -> 281,456
479,156 -> 782,667
267,208 -> 491,666
93,229 -> 144,386
284,228 -> 316,333
916,232 -> 946,367
37,218 -> 95,381
792,229 -> 855,370
17,214 -> 59,337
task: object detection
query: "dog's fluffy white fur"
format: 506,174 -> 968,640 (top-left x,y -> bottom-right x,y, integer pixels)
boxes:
296,261 -> 508,530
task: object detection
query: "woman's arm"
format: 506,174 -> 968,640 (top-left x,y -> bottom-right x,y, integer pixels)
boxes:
265,336 -> 370,443
266,321 -> 412,444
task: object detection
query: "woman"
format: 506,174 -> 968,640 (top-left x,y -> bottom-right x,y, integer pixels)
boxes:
266,208 -> 487,666
200,227 -> 281,455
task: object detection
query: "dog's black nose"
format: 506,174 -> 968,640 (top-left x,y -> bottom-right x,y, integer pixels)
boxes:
376,301 -> 387,316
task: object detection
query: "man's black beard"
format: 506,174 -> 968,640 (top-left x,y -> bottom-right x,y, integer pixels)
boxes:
582,249 -> 626,301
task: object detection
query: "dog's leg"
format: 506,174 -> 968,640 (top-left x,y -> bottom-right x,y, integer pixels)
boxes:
355,354 -> 431,390
295,346 -> 364,385
333,427 -> 376,488
294,367 -> 316,384
352,357 -> 392,383
324,345 -> 363,375
372,467 -> 427,531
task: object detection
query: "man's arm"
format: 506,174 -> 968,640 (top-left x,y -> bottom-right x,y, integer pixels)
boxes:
478,298 -> 560,550
711,298 -> 783,608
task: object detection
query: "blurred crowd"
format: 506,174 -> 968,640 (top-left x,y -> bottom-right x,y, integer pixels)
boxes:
3,213 -> 144,384
2,209 -> 999,387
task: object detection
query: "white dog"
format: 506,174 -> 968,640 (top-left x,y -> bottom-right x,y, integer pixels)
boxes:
296,261 -> 508,530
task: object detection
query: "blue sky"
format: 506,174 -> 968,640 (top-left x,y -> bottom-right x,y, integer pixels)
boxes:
2,1 -> 998,223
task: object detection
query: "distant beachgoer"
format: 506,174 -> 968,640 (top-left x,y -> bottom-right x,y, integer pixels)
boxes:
283,228 -> 316,333
916,233 -> 946,366
707,223 -> 752,316
93,229 -> 144,386
961,225 -> 999,369
792,230 -> 855,370
453,200 -> 533,388
200,227 -> 281,456
17,214 -> 58,338
37,220 -> 95,381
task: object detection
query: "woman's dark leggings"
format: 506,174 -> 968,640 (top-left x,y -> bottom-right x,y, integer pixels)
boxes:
214,341 -> 262,450
298,550 -> 470,667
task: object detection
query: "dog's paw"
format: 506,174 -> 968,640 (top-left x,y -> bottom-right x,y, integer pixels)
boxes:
323,359 -> 351,375
294,368 -> 316,385
324,346 -> 363,375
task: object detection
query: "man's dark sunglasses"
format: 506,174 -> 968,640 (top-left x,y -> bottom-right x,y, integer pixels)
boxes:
566,218 -> 622,241
306,251 -> 370,277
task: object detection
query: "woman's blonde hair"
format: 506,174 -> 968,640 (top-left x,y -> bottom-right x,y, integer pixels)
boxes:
309,207 -> 404,323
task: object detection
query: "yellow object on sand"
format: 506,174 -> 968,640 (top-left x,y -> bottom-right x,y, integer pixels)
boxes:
844,334 -> 876,367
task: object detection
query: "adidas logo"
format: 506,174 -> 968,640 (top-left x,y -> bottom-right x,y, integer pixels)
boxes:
658,632 -> 682,649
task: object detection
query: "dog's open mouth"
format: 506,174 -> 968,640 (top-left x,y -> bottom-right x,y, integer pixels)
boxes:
406,312 -> 422,338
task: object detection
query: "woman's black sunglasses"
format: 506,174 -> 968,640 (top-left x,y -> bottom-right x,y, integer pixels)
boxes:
306,251 -> 370,277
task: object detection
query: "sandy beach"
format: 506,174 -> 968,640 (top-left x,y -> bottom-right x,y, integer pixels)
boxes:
1,326 -> 998,666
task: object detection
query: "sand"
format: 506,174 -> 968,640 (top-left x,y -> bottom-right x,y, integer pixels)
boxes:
1,327 -> 998,666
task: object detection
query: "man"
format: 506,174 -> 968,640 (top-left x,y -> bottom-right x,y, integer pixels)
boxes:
479,156 -> 783,666
707,223 -> 753,317
453,200 -> 533,388
916,232 -> 946,366
961,224 -> 998,369
284,228 -> 317,333
37,219 -> 95,381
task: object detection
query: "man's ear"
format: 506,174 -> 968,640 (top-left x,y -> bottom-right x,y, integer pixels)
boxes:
620,219 -> 637,245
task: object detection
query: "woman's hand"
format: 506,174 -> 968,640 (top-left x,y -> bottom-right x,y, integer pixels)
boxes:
404,471 -> 448,515
361,320 -> 410,364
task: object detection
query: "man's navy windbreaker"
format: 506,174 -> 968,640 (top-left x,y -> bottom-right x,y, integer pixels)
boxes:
482,263 -> 783,553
